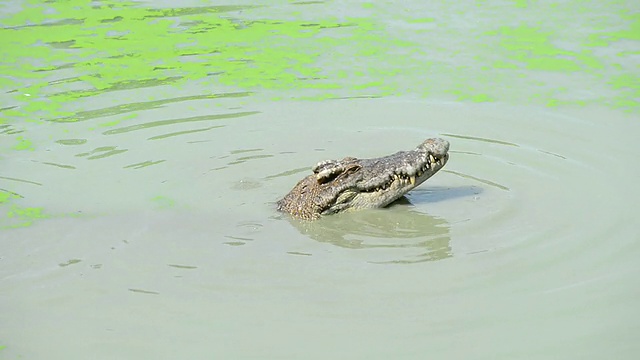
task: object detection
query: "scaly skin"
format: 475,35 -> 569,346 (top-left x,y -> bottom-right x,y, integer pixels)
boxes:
277,138 -> 450,220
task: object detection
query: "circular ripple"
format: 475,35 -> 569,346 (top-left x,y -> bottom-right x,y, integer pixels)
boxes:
269,101 -> 638,266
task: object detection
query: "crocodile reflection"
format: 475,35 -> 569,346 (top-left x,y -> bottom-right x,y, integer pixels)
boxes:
284,198 -> 452,264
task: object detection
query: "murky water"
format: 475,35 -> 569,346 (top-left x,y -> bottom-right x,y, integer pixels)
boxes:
1,1 -> 639,359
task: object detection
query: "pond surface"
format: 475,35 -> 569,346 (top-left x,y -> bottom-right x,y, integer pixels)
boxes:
1,1 -> 639,359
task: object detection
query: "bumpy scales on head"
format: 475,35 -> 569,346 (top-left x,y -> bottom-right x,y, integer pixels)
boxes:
277,138 -> 450,220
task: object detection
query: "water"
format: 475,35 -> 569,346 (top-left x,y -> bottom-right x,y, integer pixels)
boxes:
1,1 -> 639,359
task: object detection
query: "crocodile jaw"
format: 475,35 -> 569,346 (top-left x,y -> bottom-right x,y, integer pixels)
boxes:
322,150 -> 449,214
278,138 -> 450,220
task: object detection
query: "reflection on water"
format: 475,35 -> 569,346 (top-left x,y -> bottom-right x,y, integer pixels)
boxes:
76,146 -> 128,160
281,185 -> 483,263
123,160 -> 166,169
284,197 -> 451,263
102,111 -> 258,135
49,92 -> 252,123
445,170 -> 510,191
406,185 -> 482,204
55,139 -> 87,145
443,133 -> 519,147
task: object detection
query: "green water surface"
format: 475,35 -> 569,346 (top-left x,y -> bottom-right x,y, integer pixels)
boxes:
0,0 -> 638,226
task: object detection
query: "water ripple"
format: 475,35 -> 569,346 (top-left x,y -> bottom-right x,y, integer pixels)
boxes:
103,111 -> 259,135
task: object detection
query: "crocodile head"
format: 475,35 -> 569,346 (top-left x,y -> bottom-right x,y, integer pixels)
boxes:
277,138 -> 450,220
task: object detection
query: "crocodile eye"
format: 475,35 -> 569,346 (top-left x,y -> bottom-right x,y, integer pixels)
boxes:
316,171 -> 340,184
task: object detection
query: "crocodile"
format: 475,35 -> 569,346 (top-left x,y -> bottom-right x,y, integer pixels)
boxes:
277,137 -> 450,220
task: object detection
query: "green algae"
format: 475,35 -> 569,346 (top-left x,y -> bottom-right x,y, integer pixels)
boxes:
0,190 -> 19,204
511,0 -> 528,8
5,205 -> 49,228
2,0 -> 637,123
0,0 -> 638,229
2,1 -> 393,124
489,26 -> 584,72
12,136 -> 35,151
151,196 -> 175,209
483,20 -> 637,110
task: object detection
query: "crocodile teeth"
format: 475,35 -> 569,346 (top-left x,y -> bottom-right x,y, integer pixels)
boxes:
409,175 -> 416,185
416,170 -> 423,177
429,154 -> 436,164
